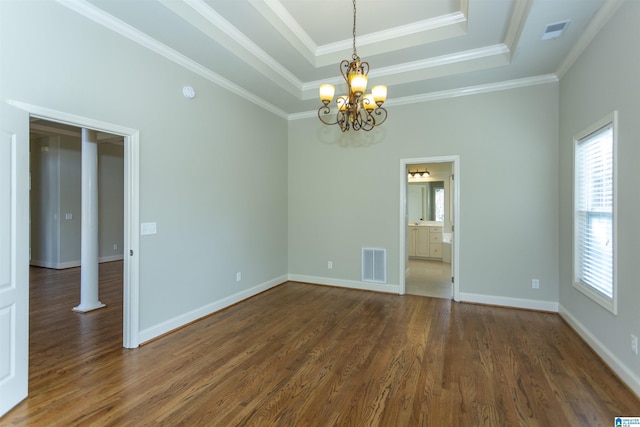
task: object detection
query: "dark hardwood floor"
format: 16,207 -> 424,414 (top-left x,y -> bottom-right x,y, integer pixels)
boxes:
3,261 -> 639,425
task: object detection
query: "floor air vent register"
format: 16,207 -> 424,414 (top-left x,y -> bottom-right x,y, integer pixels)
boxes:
362,248 -> 387,284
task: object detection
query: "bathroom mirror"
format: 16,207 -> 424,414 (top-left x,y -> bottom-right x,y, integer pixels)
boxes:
408,181 -> 444,222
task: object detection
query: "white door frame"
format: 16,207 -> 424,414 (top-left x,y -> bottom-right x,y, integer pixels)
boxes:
9,100 -> 140,348
399,155 -> 460,301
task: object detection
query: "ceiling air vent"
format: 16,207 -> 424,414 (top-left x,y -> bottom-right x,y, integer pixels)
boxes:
542,20 -> 570,40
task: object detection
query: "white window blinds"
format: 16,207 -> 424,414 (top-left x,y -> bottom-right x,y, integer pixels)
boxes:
574,122 -> 614,302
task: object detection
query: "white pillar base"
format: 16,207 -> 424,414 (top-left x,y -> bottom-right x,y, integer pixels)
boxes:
72,302 -> 106,313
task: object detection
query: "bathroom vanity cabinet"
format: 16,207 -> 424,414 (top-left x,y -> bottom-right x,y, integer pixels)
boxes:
408,225 -> 442,260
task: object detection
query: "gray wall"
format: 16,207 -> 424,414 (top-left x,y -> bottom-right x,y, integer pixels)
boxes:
30,136 -> 61,267
98,141 -> 125,261
30,135 -> 124,268
288,83 -> 560,305
1,1 -> 288,333
559,0 -> 640,392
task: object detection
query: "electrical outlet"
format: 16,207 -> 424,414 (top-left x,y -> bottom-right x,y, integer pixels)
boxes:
328,261 -> 333,269
113,244 -> 118,251
532,279 -> 540,289
631,334 -> 638,355
236,272 -> 241,282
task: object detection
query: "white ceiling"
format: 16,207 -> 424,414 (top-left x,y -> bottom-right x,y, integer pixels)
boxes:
64,0 -> 613,119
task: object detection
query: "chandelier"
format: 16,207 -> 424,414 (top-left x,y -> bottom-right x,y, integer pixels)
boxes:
317,0 -> 388,132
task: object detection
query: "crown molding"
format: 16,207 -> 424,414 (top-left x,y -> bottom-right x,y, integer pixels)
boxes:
252,0 -> 468,68
301,44 -> 511,99
503,0 -> 533,59
387,74 -> 558,106
371,44 -> 510,78
314,12 -> 468,58
289,74 -> 559,121
177,0 -> 303,97
55,0 -> 289,119
555,0 -> 623,79
249,0 -> 317,65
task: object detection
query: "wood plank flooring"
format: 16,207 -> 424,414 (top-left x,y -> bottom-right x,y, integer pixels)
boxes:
3,261 -> 639,425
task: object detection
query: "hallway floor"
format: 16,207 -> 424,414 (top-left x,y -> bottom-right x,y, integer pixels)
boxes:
406,259 -> 452,299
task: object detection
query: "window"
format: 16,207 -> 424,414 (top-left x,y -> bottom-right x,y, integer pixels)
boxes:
573,111 -> 617,314
434,188 -> 445,222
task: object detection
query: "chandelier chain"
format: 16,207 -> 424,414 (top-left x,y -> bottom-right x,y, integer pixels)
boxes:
352,0 -> 357,59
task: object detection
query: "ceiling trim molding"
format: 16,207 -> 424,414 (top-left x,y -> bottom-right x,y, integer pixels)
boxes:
387,74 -> 558,106
320,12 -> 468,54
301,44 -> 511,99
369,44 -> 510,78
178,0 -> 303,97
55,0 -> 289,119
249,0 -> 317,65
555,0 -> 623,79
503,0 -> 534,59
252,0 -> 468,68
314,12 -> 468,59
289,74 -> 559,121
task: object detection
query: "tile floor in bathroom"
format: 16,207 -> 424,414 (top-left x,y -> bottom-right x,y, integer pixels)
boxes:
405,259 -> 452,299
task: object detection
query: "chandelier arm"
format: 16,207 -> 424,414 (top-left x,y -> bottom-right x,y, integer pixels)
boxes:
318,106 -> 340,126
360,61 -> 369,76
372,106 -> 388,126
339,59 -> 351,83
353,107 -> 368,131
359,108 -> 374,131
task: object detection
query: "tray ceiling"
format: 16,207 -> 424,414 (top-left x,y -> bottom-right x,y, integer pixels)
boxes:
63,0 -> 613,119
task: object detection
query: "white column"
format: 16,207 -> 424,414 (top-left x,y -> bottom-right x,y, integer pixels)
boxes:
73,129 -> 105,312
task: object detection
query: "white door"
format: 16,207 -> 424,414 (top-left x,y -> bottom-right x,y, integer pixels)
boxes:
0,102 -> 29,416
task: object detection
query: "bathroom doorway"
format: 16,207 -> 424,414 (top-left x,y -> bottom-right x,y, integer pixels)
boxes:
399,156 -> 459,300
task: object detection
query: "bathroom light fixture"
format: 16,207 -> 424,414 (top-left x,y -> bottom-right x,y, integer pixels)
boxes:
408,169 -> 430,178
317,0 -> 388,132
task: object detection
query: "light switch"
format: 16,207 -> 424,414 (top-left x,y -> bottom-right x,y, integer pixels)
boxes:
65,213 -> 73,220
141,222 -> 157,235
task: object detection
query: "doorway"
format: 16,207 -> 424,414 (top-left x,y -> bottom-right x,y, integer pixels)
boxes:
399,156 -> 460,300
14,101 -> 140,348
29,119 -> 124,331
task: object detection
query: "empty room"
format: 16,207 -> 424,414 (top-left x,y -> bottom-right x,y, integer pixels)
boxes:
1,0 -> 639,424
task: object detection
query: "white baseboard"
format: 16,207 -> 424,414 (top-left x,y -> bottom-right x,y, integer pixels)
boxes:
559,304 -> 640,398
99,254 -> 125,263
287,274 -> 400,294
138,274 -> 288,344
459,292 -> 559,312
29,259 -> 58,269
30,255 -> 124,269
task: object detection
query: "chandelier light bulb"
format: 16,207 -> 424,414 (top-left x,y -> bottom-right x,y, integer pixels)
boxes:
372,85 -> 387,105
350,75 -> 368,95
319,84 -> 335,105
